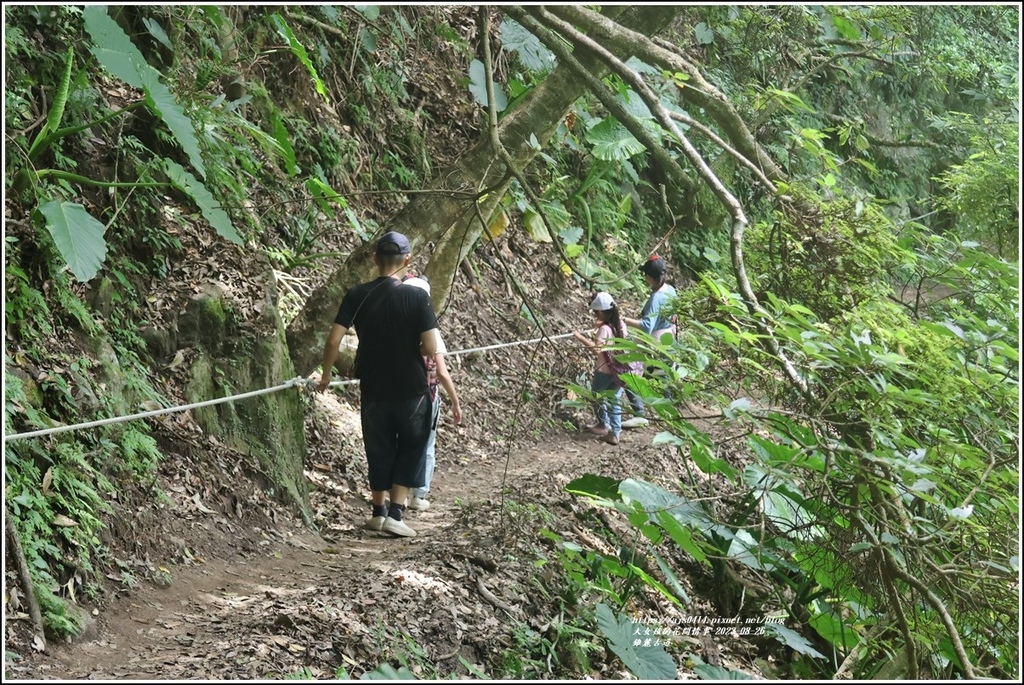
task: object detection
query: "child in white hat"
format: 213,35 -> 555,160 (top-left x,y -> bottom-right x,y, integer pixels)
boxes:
401,275 -> 462,510
572,292 -> 625,445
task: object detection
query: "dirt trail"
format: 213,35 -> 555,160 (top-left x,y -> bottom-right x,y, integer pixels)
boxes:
9,416 -> 659,680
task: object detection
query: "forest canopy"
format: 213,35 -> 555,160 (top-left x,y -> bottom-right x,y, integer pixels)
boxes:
4,4 -> 1019,680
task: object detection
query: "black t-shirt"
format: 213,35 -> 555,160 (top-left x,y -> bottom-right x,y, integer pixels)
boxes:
335,276 -> 439,401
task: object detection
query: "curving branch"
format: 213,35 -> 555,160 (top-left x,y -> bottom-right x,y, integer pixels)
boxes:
853,509 -> 979,680
503,7 -> 696,197
5,505 -> 46,653
548,5 -> 787,183
667,111 -> 778,193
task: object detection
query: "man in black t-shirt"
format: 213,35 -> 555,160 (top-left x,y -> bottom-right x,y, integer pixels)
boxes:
317,231 -> 439,537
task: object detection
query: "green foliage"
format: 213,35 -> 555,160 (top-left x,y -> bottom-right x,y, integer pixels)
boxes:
563,185 -> 1017,678
500,17 -> 556,73
745,186 -> 899,321
689,655 -> 755,680
6,6 -> 247,283
267,14 -> 328,102
595,603 -> 677,679
83,6 -> 206,178
36,201 -> 108,282
120,427 -> 161,477
585,117 -> 647,161
468,59 -> 508,112
163,160 -> 241,244
27,47 -> 75,160
933,114 -> 1019,258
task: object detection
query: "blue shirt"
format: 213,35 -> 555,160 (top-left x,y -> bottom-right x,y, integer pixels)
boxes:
639,284 -> 677,336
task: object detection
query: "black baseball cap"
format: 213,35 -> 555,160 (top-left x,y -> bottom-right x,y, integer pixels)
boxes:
640,255 -> 667,277
376,231 -> 411,255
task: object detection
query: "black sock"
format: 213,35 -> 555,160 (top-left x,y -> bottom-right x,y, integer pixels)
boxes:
388,502 -> 405,521
372,504 -> 387,518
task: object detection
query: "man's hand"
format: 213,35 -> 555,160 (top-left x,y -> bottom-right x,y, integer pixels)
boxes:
316,372 -> 331,393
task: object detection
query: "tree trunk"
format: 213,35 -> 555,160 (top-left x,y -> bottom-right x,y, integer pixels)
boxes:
286,6 -> 679,376
423,189 -> 505,316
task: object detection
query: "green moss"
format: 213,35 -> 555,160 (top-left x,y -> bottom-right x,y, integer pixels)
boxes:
186,321 -> 310,522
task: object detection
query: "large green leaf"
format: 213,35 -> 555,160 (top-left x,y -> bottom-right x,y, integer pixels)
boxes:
269,110 -> 298,176
500,17 -> 556,72
807,598 -> 859,650
586,117 -> 647,161
619,479 -> 710,529
727,528 -> 778,572
139,67 -> 207,179
468,59 -> 508,111
28,47 -> 75,159
689,441 -> 738,481
268,14 -> 328,102
83,6 -> 146,87
690,656 -> 754,680
359,663 -> 416,680
45,47 -> 75,137
164,160 -> 241,244
764,624 -> 827,660
655,510 -> 707,561
38,201 -> 108,282
595,603 -> 677,680
651,548 -> 692,605
565,473 -> 622,501
523,211 -> 552,243
83,5 -> 206,179
306,177 -> 348,220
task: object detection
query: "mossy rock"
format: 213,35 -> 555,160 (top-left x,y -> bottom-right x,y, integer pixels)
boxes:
178,284 -> 231,354
186,319 -> 310,522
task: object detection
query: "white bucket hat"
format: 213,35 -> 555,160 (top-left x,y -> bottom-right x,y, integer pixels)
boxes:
403,276 -> 431,295
590,292 -> 615,311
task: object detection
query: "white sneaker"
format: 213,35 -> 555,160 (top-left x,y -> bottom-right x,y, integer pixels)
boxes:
382,517 -> 417,537
407,496 -> 430,512
621,417 -> 649,429
365,515 -> 386,531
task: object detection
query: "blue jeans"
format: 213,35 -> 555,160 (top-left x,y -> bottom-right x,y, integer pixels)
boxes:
625,387 -> 645,416
413,393 -> 441,499
592,372 -> 623,436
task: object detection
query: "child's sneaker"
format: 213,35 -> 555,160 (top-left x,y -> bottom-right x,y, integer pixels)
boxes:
407,496 -> 430,512
621,417 -> 649,429
365,515 -> 386,531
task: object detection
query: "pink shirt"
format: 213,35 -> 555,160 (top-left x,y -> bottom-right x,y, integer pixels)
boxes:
593,323 -> 621,375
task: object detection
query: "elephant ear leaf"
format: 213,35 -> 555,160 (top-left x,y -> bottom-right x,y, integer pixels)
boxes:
596,603 -> 677,680
164,160 -> 241,244
83,5 -> 206,179
38,201 -> 108,282
586,117 -> 647,161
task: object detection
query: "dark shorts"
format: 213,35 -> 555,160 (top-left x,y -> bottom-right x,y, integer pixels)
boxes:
360,395 -> 432,491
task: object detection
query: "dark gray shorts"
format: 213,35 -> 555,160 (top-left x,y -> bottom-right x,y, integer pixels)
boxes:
360,395 -> 432,491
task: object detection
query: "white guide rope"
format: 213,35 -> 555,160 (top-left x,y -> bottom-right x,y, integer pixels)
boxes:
3,331 -> 580,443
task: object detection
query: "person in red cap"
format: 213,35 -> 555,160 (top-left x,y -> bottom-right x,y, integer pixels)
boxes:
317,231 -> 439,538
621,255 -> 678,427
